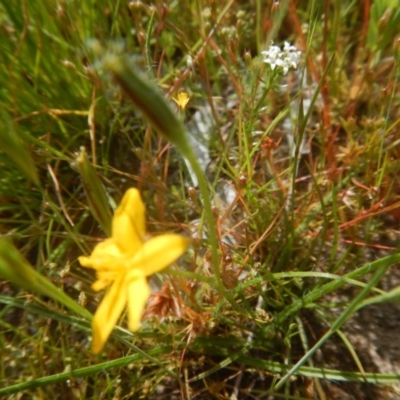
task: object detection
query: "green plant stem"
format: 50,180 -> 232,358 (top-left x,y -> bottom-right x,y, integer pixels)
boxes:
183,144 -> 242,312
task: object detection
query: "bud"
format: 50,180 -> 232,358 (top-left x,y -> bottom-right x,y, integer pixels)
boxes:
103,54 -> 192,157
75,147 -> 112,236
237,173 -> 247,189
212,205 -> 220,218
244,50 -> 252,67
188,186 -> 198,201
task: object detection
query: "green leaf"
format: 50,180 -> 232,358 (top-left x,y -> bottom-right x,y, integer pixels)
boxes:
0,239 -> 92,320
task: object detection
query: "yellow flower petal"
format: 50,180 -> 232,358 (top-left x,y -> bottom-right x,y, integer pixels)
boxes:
78,239 -> 122,270
91,276 -> 128,354
127,234 -> 190,278
127,277 -> 150,331
112,188 -> 146,254
91,279 -> 111,292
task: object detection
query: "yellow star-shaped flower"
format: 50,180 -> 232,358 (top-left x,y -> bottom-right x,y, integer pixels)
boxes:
79,188 -> 189,353
172,92 -> 190,110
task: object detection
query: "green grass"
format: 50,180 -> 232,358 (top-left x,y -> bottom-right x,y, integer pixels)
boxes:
1,0 -> 400,398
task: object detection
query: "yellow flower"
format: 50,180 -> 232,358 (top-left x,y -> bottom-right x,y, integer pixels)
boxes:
79,188 -> 189,353
172,92 -> 190,110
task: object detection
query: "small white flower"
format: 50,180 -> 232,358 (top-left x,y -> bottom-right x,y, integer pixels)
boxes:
262,41 -> 301,75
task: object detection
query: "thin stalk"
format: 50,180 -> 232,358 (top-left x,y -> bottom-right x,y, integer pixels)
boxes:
183,144 -> 242,311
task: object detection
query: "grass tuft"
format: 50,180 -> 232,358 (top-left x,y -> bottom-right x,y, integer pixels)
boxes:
1,0 -> 400,399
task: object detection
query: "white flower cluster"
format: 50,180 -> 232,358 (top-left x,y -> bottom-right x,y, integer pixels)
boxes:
261,42 -> 301,75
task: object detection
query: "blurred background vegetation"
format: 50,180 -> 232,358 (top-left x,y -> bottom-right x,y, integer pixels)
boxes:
1,0 -> 400,399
